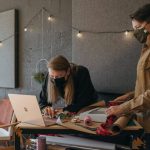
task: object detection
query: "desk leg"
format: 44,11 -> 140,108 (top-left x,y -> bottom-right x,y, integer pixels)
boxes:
15,133 -> 20,150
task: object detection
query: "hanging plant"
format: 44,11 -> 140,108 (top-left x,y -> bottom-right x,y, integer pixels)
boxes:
33,59 -> 48,84
33,72 -> 45,84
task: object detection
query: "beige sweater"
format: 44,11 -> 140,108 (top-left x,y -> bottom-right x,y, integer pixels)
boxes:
120,35 -> 150,133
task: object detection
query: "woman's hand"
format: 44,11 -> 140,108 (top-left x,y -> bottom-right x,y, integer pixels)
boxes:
42,107 -> 63,118
55,108 -> 63,114
42,106 -> 55,118
105,105 -> 123,116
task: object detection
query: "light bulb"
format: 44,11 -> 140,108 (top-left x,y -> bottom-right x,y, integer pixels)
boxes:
24,28 -> 27,32
125,30 -> 129,36
77,31 -> 82,38
0,41 -> 3,46
124,30 -> 132,40
48,16 -> 53,21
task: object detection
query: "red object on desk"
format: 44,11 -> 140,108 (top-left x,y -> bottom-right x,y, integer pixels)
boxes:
96,115 -> 117,136
96,101 -> 122,136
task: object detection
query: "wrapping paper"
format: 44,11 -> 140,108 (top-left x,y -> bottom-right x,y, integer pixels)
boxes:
111,115 -> 132,133
96,101 -> 132,135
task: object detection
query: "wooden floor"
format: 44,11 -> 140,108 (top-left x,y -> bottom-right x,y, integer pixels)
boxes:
0,146 -> 14,150
47,145 -> 67,150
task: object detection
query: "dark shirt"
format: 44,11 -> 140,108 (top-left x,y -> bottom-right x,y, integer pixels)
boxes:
39,65 -> 98,112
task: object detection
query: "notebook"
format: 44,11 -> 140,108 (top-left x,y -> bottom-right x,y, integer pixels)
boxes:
8,94 -> 56,127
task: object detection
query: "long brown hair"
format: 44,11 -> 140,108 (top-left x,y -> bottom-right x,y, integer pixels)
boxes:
47,55 -> 74,105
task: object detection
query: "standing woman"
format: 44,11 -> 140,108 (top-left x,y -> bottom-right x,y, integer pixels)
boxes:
106,4 -> 150,149
39,55 -> 98,117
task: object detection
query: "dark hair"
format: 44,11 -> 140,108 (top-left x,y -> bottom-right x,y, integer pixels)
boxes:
130,4 -> 150,23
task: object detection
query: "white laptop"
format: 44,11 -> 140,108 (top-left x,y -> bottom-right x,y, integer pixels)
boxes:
8,94 -> 56,127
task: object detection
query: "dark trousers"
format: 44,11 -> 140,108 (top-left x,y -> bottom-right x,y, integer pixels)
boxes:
144,133 -> 150,150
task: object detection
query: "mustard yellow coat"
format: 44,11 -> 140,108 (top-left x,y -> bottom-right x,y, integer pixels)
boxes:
120,35 -> 150,133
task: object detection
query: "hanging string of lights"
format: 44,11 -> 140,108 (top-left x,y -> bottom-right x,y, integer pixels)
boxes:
24,7 -> 54,32
72,27 -> 133,38
0,7 -> 134,49
24,7 -> 133,38
72,26 -> 133,34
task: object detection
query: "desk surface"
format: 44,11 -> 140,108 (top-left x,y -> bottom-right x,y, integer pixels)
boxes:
16,104 -> 143,135
17,122 -> 96,134
17,119 -> 142,135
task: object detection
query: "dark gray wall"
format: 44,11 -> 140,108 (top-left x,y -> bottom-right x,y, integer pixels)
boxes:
72,0 -> 150,93
0,0 -> 149,99
0,0 -> 72,99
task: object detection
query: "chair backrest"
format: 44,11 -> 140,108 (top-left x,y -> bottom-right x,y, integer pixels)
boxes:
0,99 -> 16,140
0,99 -> 13,127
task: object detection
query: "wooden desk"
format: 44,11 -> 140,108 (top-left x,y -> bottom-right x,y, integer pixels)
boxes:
15,120 -> 143,150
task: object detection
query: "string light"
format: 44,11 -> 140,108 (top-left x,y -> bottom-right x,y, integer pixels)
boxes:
48,15 -> 53,21
75,30 -> 133,38
77,31 -> 82,38
24,27 -> 27,32
125,30 -> 129,36
0,41 -> 2,46
24,7 -> 55,32
24,7 -> 133,38
72,26 -> 133,35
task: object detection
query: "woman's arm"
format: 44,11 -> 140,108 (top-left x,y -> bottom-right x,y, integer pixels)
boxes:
120,90 -> 150,113
106,89 -> 150,116
112,91 -> 134,103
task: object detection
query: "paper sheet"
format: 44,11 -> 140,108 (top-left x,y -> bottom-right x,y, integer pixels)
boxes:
41,134 -> 116,150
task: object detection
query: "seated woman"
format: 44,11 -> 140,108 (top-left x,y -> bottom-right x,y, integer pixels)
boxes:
39,55 -> 99,117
